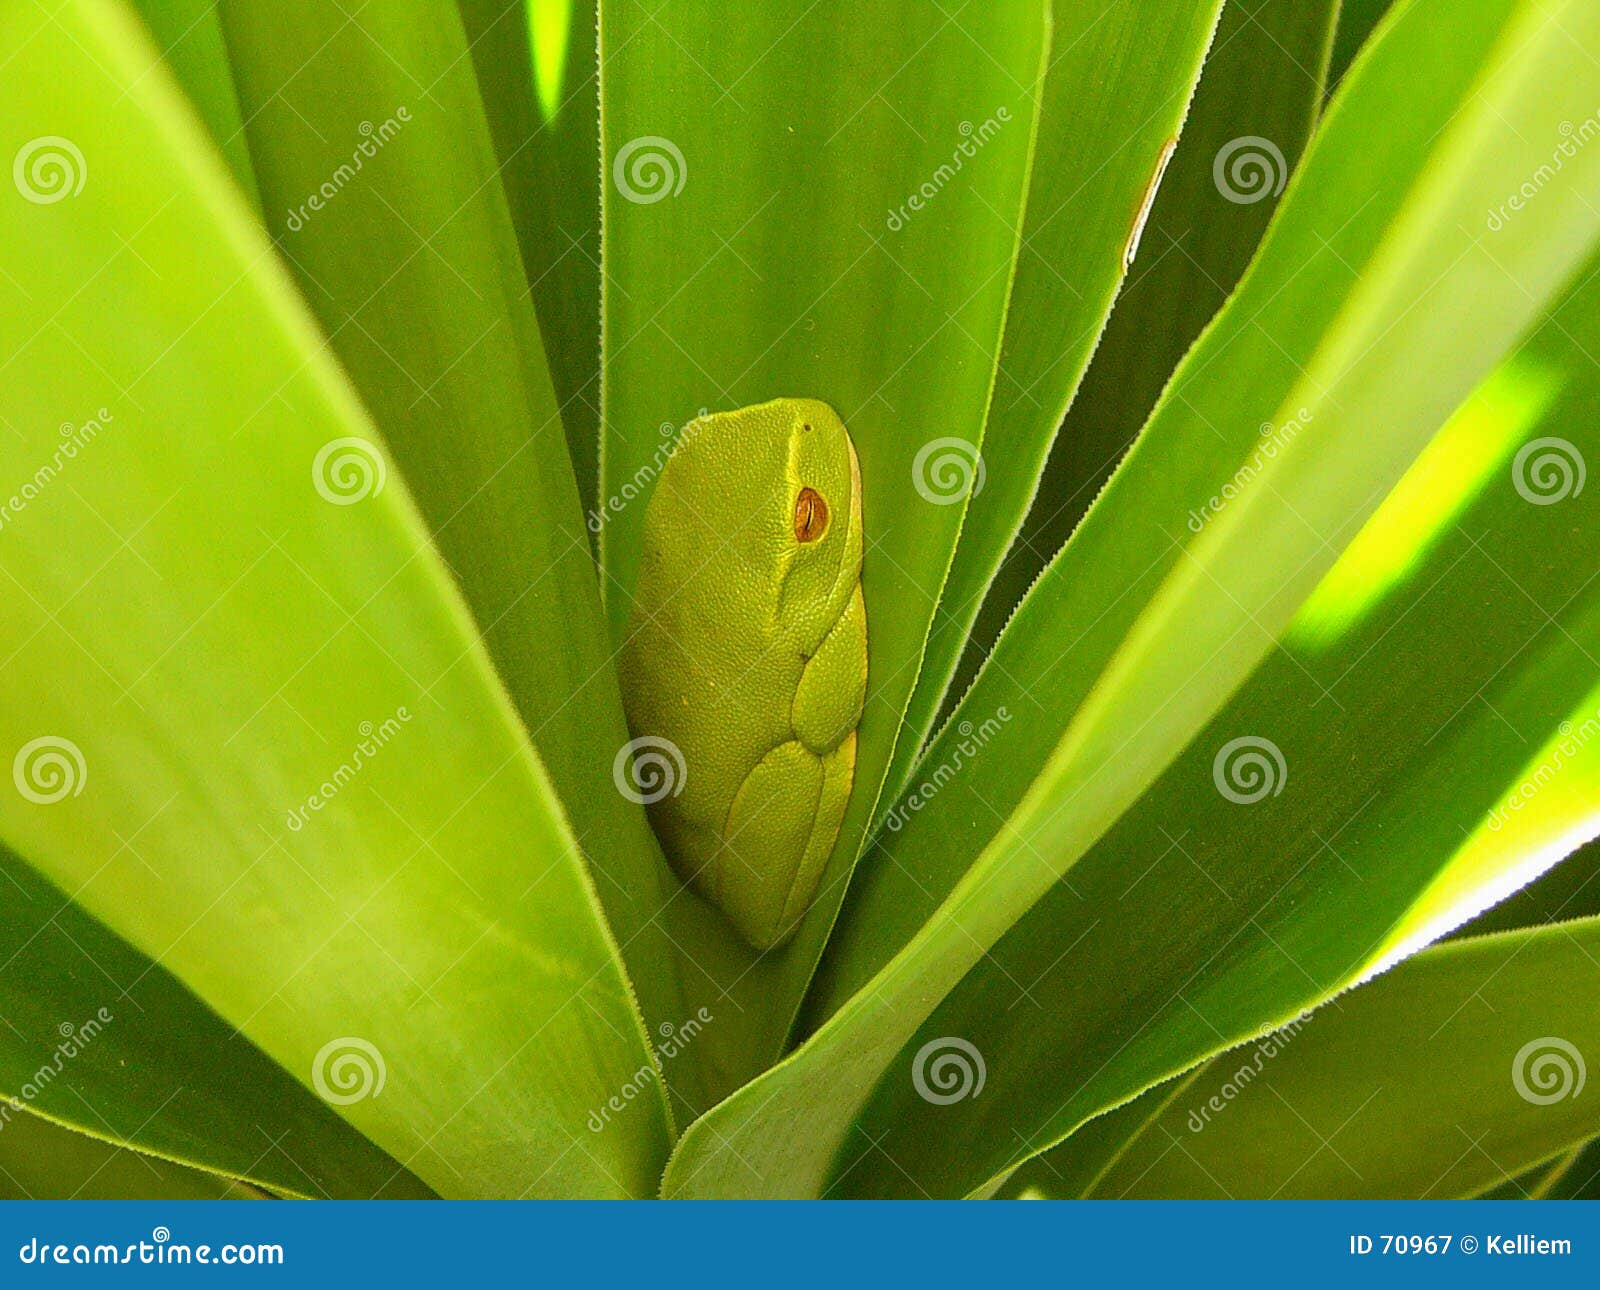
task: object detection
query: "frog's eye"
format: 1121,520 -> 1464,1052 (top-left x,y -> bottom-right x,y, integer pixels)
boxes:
794,486 -> 828,543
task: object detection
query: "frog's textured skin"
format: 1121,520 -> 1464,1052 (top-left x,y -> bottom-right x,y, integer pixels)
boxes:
619,398 -> 866,950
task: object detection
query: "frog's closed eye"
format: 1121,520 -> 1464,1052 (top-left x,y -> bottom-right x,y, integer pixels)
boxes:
794,487 -> 828,543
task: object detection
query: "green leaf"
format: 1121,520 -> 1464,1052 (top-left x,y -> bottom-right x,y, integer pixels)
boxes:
0,1112 -> 256,1200
883,0 -> 1227,812
1328,0 -> 1398,95
128,0 -> 260,208
827,251 -> 1600,1197
952,0 -> 1339,707
215,0 -> 691,1103
1094,918 -> 1600,1198
0,0 -> 668,1197
0,845 -> 429,1198
596,0 -> 1051,1093
663,0 -> 1600,1198
460,0 -> 604,508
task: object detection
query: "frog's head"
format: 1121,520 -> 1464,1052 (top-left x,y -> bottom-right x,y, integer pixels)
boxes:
773,399 -> 862,647
641,398 -> 861,653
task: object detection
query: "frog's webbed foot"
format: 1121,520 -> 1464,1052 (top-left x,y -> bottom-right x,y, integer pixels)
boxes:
710,734 -> 856,950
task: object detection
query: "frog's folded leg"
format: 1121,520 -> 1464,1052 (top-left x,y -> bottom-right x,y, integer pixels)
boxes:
713,734 -> 857,950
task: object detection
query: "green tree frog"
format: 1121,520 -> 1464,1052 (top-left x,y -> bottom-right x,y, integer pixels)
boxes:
619,398 -> 866,950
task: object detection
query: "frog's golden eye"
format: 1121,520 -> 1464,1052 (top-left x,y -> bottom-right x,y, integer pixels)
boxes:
794,486 -> 828,543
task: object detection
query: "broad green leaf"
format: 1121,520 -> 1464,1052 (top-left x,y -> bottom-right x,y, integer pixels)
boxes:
0,1112 -> 254,1201
1094,919 -> 1600,1198
1466,837 -> 1600,937
0,846 -> 429,1198
952,0 -> 1339,709
215,0 -> 691,1104
597,0 -> 1051,1093
1328,0 -> 1399,95
460,0 -> 604,507
128,0 -> 260,208
883,0 -> 1227,813
0,0 -> 668,1197
828,251 -> 1600,1197
663,0 -> 1600,1197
